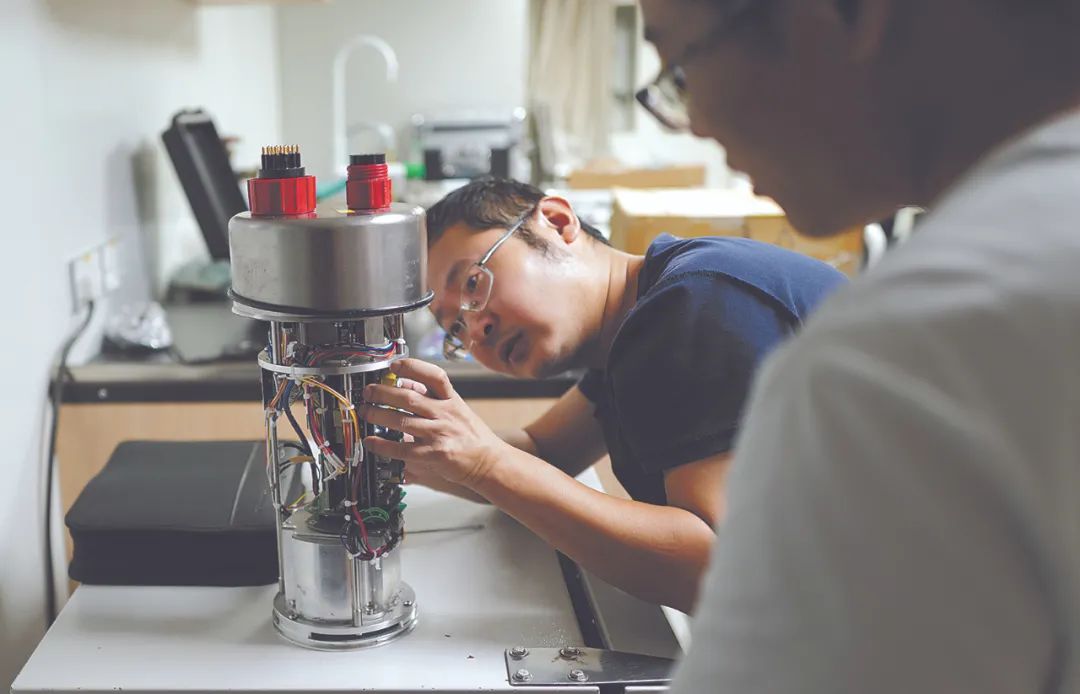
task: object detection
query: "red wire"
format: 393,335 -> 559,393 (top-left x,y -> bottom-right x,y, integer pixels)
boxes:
351,507 -> 373,555
306,344 -> 396,368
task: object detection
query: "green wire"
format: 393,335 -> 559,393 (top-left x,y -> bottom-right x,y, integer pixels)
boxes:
360,507 -> 390,522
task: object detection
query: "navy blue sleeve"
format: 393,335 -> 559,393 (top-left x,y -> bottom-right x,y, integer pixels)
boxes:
577,368 -> 605,403
608,271 -> 795,473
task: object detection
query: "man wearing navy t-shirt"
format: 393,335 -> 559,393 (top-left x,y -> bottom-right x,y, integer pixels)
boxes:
361,177 -> 846,611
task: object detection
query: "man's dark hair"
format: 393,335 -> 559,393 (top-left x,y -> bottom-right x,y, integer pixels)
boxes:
425,177 -> 611,250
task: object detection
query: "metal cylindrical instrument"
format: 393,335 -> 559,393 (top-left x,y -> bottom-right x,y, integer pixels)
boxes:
230,147 -> 429,650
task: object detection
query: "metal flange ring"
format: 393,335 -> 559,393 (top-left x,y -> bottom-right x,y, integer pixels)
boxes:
257,347 -> 408,377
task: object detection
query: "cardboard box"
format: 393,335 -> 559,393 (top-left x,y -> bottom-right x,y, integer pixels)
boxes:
609,187 -> 863,276
567,163 -> 707,190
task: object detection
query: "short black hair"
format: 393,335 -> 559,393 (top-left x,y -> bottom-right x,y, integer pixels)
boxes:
425,177 -> 610,250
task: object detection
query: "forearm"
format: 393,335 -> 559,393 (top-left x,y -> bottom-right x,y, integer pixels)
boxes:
402,429 -> 536,504
407,475 -> 488,504
501,427 -> 585,475
472,446 -> 714,612
499,427 -> 540,456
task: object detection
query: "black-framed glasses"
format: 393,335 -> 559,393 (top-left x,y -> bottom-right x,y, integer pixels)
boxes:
635,0 -> 760,132
442,208 -> 536,360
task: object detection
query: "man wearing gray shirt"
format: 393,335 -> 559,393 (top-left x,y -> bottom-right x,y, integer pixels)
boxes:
635,0 -> 1080,691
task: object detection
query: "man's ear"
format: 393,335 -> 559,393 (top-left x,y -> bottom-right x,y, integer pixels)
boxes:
537,196 -> 582,245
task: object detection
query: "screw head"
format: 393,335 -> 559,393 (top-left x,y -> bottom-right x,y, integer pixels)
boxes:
509,646 -> 529,659
512,668 -> 532,682
559,646 -> 582,659
568,668 -> 588,682
403,600 -> 414,608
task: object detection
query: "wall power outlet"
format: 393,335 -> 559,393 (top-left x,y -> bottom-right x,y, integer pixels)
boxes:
69,238 -> 121,312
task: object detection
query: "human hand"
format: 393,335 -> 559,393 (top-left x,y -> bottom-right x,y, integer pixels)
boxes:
361,359 -> 508,489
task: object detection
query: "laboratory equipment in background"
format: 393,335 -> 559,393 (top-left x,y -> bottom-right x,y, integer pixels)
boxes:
229,147 -> 429,649
162,110 -> 245,300
399,110 -> 531,209
413,110 -> 530,181
159,110 -> 269,362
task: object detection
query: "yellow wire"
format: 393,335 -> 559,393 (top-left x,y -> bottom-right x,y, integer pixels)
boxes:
268,377 -> 288,410
301,378 -> 361,441
285,491 -> 310,511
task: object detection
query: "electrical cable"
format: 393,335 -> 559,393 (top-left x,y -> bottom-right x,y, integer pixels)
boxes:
300,377 -> 360,440
279,441 -> 307,455
291,351 -> 402,560
44,300 -> 96,626
277,382 -> 319,490
305,387 -> 344,476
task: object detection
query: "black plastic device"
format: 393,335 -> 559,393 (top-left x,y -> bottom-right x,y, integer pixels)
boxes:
162,110 -> 247,260
66,440 -> 299,586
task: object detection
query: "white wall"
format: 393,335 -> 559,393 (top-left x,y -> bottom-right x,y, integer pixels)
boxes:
273,0 -> 727,188
0,1 -> 280,689
276,0 -> 529,182
611,30 -> 733,187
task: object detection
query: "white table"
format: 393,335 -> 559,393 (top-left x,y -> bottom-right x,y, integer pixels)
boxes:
14,484 -> 594,693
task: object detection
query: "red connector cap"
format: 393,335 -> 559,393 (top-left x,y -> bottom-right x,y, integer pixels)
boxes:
248,145 -> 316,217
347,153 -> 392,212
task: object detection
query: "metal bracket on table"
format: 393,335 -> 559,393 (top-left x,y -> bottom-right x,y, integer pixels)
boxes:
505,646 -> 674,688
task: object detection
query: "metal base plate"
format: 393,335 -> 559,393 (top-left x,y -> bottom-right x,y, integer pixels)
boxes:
272,586 -> 418,651
504,647 -> 674,687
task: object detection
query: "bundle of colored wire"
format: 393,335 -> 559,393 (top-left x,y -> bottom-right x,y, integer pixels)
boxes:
281,383 -> 310,453
279,344 -> 402,558
268,377 -> 289,410
352,508 -> 373,553
282,453 -> 321,491
305,387 -> 347,477
303,342 -> 396,368
301,378 -> 360,464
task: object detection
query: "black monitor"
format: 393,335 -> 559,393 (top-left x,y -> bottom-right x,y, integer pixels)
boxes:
162,110 -> 247,260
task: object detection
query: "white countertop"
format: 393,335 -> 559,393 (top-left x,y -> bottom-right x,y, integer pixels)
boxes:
14,484 -> 590,694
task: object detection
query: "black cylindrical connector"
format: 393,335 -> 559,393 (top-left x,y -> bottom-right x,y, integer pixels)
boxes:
259,145 -> 306,179
350,153 -> 386,166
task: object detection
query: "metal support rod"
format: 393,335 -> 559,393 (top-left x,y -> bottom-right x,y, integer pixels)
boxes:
268,321 -> 284,364
350,556 -> 362,628
266,409 -> 286,595
342,368 -> 365,627
357,557 -> 370,625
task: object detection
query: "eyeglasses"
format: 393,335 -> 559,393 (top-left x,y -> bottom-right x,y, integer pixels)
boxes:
635,0 -> 761,132
442,208 -> 536,360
